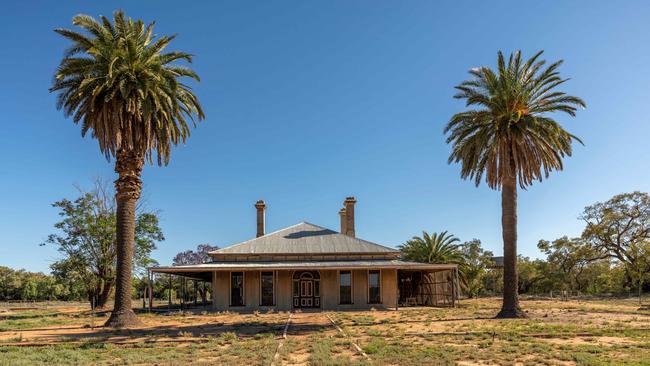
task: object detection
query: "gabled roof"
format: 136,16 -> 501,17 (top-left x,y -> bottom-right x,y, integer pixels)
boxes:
210,222 -> 398,255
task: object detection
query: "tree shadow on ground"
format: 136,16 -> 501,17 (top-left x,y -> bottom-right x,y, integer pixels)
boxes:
22,317 -> 334,343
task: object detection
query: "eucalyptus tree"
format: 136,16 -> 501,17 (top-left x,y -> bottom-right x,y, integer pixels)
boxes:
537,236 -> 599,293
581,192 -> 650,302
459,239 -> 494,298
51,11 -> 204,327
44,180 -> 163,309
444,50 -> 585,317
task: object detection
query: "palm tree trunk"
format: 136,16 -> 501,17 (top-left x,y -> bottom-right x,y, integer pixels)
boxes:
104,150 -> 144,328
496,170 -> 527,318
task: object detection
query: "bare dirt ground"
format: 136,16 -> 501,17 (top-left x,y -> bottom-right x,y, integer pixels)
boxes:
1,297 -> 650,365
277,311 -> 366,366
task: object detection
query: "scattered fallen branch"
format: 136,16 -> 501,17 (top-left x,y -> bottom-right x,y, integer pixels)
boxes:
270,312 -> 292,366
326,313 -> 370,361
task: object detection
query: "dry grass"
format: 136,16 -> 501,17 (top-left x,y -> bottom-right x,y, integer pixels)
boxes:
1,298 -> 650,365
332,297 -> 650,365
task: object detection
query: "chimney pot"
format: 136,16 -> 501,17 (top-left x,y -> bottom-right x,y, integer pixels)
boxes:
343,196 -> 356,237
255,200 -> 266,238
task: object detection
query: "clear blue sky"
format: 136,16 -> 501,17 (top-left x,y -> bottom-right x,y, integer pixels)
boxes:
1,1 -> 649,273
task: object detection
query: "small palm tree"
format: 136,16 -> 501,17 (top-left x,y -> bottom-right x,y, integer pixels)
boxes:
51,11 -> 204,328
444,50 -> 584,318
399,231 -> 465,264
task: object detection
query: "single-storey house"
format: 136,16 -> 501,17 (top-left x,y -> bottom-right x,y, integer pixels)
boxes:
150,197 -> 459,311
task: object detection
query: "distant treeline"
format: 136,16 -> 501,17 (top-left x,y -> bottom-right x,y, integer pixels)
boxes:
0,266 -> 76,301
0,265 -> 204,303
0,243 -> 217,303
496,256 -> 645,297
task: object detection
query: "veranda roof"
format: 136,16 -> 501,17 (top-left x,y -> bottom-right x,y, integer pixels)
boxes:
150,259 -> 457,275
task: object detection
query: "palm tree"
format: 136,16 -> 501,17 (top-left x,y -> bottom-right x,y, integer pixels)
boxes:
51,11 -> 204,328
399,231 -> 465,265
444,50 -> 584,318
399,231 -> 469,295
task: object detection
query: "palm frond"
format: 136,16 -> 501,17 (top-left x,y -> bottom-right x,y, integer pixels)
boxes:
444,50 -> 584,189
51,10 -> 204,165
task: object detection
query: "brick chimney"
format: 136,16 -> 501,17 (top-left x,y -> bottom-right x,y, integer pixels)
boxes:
339,208 -> 347,234
255,200 -> 266,238
343,197 -> 356,237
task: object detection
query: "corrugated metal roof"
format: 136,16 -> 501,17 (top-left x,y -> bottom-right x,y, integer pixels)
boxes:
150,259 -> 457,273
210,222 -> 398,255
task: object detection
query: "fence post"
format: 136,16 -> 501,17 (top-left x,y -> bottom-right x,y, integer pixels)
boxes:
168,274 -> 172,310
148,271 -> 153,312
91,297 -> 95,330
